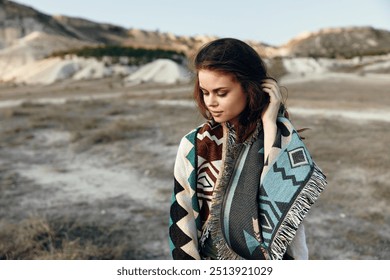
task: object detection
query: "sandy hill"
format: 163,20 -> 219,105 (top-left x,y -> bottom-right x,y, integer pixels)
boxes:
0,0 -> 389,85
125,59 -> 190,85
0,0 -> 128,47
280,27 -> 390,58
2,1 -> 390,59
0,1 -> 271,57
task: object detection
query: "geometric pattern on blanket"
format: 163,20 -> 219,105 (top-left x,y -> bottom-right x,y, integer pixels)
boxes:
259,129 -> 312,246
169,127 -> 200,259
169,122 -> 223,259
169,178 -> 192,259
196,122 -> 223,225
257,118 -> 326,260
169,117 -> 327,260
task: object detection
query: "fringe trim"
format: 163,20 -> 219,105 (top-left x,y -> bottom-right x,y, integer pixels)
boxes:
206,121 -> 264,260
206,123 -> 244,260
200,120 -> 327,260
268,162 -> 327,260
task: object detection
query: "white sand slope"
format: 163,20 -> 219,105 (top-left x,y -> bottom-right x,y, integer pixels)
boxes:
72,58 -> 112,81
2,57 -> 80,84
125,58 -> 190,85
0,54 -> 187,85
281,54 -> 390,77
0,56 -> 136,85
0,31 -> 94,77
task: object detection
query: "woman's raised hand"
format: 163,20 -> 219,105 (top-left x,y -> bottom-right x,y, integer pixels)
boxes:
261,78 -> 282,126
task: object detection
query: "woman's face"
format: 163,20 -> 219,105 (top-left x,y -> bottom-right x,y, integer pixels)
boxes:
199,69 -> 247,126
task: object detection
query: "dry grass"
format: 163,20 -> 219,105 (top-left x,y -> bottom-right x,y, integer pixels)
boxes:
0,99 -> 152,151
0,218 -> 98,259
0,217 -> 140,259
71,119 -> 150,152
0,92 -> 171,259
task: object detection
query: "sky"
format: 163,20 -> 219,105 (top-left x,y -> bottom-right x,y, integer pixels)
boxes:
13,0 -> 390,46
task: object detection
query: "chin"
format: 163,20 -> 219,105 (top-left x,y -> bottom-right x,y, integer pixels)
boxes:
212,117 -> 225,123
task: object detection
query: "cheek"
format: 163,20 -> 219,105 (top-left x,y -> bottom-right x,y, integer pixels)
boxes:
202,95 -> 210,107
222,98 -> 246,117
202,95 -> 206,104
239,95 -> 247,110
231,94 -> 247,114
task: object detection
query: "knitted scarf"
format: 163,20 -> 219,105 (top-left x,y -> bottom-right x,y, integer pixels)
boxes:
169,116 -> 327,260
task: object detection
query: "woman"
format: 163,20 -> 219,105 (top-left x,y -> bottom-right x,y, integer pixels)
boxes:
169,38 -> 327,260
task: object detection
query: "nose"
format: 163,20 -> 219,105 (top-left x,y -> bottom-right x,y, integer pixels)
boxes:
205,94 -> 218,108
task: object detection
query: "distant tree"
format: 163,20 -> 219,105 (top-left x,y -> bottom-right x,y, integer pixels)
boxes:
50,46 -> 186,65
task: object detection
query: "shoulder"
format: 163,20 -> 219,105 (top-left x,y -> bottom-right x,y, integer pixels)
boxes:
180,121 -> 222,143
276,116 -> 299,138
176,122 -> 224,156
277,116 -> 295,130
176,123 -> 206,154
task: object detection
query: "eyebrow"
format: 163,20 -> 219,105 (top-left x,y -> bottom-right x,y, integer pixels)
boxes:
199,86 -> 229,93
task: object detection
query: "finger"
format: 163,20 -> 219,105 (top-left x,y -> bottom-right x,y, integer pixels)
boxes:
261,80 -> 277,87
261,82 -> 280,93
262,78 -> 278,86
261,83 -> 276,91
262,83 -> 281,99
262,86 -> 282,97
262,88 -> 282,102
262,88 -> 282,103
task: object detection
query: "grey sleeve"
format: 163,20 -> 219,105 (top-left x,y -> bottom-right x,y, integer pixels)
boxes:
286,223 -> 309,260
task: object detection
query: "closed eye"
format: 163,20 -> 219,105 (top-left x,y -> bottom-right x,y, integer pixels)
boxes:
217,91 -> 228,97
200,86 -> 228,97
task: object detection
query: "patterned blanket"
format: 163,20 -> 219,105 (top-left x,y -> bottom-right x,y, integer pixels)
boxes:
169,117 -> 327,260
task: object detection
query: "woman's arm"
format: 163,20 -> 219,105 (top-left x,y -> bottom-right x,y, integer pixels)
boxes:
286,223 -> 309,260
261,79 -> 282,162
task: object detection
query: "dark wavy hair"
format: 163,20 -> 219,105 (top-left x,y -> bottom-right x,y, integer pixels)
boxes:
193,38 -> 275,141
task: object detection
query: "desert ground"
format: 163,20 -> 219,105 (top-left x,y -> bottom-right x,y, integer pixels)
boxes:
0,73 -> 389,259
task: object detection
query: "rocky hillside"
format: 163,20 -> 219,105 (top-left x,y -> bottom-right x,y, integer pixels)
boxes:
0,0 -> 272,58
0,0 -> 131,47
280,27 -> 390,58
2,0 -> 390,60
0,0 -> 87,47
0,0 -> 389,85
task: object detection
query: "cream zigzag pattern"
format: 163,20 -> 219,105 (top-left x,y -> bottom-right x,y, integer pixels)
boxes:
198,157 -> 221,180
197,158 -> 222,211
172,135 -> 201,259
197,130 -> 224,145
